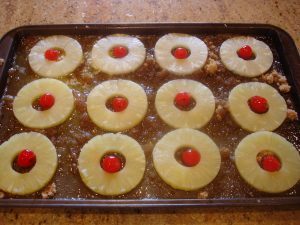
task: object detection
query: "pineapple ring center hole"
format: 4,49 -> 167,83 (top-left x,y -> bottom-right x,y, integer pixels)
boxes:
32,93 -> 55,111
174,92 -> 196,111
109,45 -> 129,58
100,152 -> 126,173
256,150 -> 282,172
106,96 -> 129,112
175,147 -> 201,167
171,47 -> 191,59
12,149 -> 37,173
44,48 -> 65,61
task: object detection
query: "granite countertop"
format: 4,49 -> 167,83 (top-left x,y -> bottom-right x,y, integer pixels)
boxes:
0,0 -> 299,49
0,0 -> 299,224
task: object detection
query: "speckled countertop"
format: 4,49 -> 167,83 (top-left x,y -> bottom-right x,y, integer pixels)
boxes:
0,0 -> 299,224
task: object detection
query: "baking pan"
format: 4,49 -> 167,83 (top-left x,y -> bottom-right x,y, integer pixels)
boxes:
0,23 -> 299,208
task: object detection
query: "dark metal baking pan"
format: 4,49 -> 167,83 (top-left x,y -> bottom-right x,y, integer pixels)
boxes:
0,23 -> 299,208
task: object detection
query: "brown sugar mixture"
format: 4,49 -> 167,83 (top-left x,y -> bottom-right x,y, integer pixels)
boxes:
0,34 -> 299,200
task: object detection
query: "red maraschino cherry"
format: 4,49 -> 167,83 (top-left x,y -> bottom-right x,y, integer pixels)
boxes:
44,49 -> 61,61
181,148 -> 201,167
172,47 -> 190,59
112,46 -> 128,58
112,97 -> 128,112
175,92 -> 192,108
17,149 -> 36,168
237,45 -> 253,60
39,93 -> 55,110
248,96 -> 269,114
101,155 -> 122,173
261,155 -> 281,172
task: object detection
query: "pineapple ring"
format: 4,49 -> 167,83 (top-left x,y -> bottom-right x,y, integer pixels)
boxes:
91,35 -> 146,75
220,36 -> 273,77
29,35 -> 83,77
13,78 -> 75,129
87,80 -> 147,131
153,128 -> 221,191
154,33 -> 208,75
155,79 -> 215,128
0,132 -> 57,195
228,82 -> 287,132
235,131 -> 300,193
78,133 -> 146,196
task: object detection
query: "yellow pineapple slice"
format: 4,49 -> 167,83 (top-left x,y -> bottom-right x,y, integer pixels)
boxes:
155,79 -> 215,128
235,131 -> 300,193
91,34 -> 146,75
13,78 -> 74,129
29,35 -> 83,77
153,128 -> 221,191
155,33 -> 208,75
220,36 -> 273,77
0,132 -> 57,195
78,133 -> 146,196
87,80 -> 147,131
228,82 -> 287,132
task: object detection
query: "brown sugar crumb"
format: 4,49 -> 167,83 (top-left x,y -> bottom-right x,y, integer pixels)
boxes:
0,58 -> 4,66
205,58 -> 218,75
215,104 -> 228,121
220,147 -> 231,160
209,51 -> 218,60
286,99 -> 293,107
277,75 -> 287,83
65,77 -> 81,87
81,73 -> 94,85
197,191 -> 209,199
260,69 -> 281,84
0,191 -> 4,199
279,84 -> 291,93
287,109 -> 298,121
41,183 -> 57,199
261,69 -> 291,93
143,57 -> 154,66
261,73 -> 274,84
